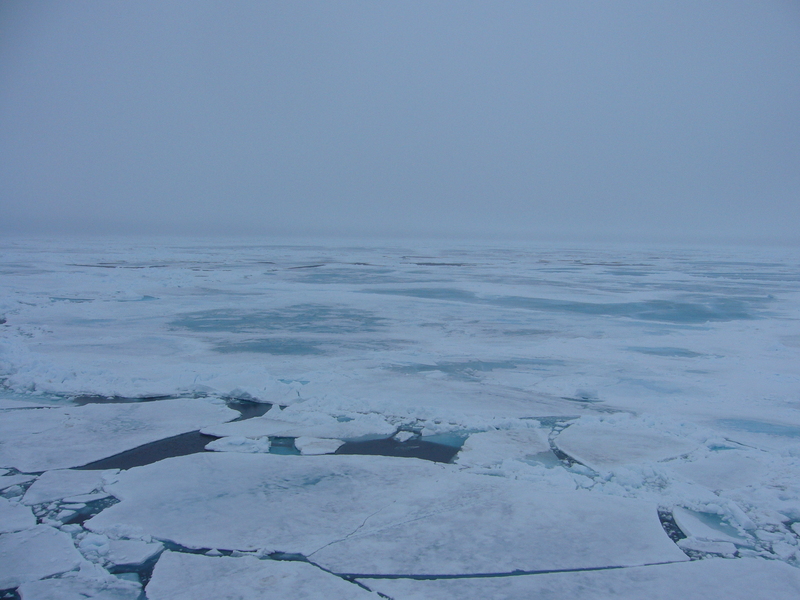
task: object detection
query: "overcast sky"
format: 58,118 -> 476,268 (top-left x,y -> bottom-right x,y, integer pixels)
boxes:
1,1 -> 798,243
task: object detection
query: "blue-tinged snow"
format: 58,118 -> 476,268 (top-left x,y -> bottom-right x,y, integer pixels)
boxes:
2,237 -> 800,594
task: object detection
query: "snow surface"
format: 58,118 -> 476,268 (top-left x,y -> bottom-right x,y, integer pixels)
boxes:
146,551 -> 380,599
3,238 -> 800,593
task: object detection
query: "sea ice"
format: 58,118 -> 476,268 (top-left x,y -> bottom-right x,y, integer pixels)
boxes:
668,451 -> 768,491
205,436 -> 271,453
293,437 -> 344,455
145,551 -> 380,599
0,497 -> 36,533
360,557 -> 800,600
23,469 -> 115,505
17,571 -> 141,600
672,507 -> 750,545
455,427 -> 549,468
201,410 -> 395,441
0,525 -> 83,588
105,539 -> 163,567
0,473 -> 36,491
0,399 -> 237,472
85,453 -> 685,573
554,415 -> 698,471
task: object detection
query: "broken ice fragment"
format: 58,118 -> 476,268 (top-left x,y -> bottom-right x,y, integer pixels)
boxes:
145,551 -> 381,599
455,428 -> 549,468
205,436 -> 271,453
106,539 -> 163,567
0,497 -> 36,533
0,525 -> 83,588
0,399 -> 237,472
294,437 -> 344,455
23,469 -> 114,506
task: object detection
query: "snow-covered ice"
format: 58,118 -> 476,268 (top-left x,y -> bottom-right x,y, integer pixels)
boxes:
360,557 -> 800,600
3,238 -> 800,594
85,453 -> 685,573
553,415 -> 698,471
0,525 -> 83,588
0,497 -> 36,533
293,436 -> 344,455
146,551 -> 380,599
455,427 -> 550,468
0,399 -> 237,471
23,469 -> 114,505
17,571 -> 141,600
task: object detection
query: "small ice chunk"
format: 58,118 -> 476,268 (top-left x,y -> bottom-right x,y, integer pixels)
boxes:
23,469 -> 112,506
202,411 -> 394,441
79,532 -> 111,558
0,473 -> 37,490
677,537 -> 737,557
63,492 -> 112,504
0,524 -> 83,588
0,497 -> 36,533
17,573 -> 141,600
145,551 -> 381,599
205,436 -> 271,453
456,428 -> 549,468
294,437 -> 344,455
106,539 -> 163,567
672,507 -> 748,545
393,431 -> 415,442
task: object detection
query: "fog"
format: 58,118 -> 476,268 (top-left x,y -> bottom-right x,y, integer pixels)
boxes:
1,1 -> 798,243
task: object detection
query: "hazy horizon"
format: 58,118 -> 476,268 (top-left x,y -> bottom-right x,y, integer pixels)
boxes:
2,1 -> 799,244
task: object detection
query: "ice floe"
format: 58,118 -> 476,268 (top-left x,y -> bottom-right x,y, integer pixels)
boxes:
145,551 -> 380,599
0,399 -> 237,471
85,453 -> 685,574
361,557 -> 800,600
0,497 -> 36,533
294,437 -> 344,455
23,469 -> 115,505
201,409 -> 395,441
16,566 -> 142,600
554,415 -> 699,471
0,525 -> 83,588
205,436 -> 271,453
455,427 -> 550,468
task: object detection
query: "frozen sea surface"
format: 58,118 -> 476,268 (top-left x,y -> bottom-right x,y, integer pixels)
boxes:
1,237 -> 800,596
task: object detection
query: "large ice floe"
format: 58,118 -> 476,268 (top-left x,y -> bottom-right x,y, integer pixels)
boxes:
85,453 -> 686,573
2,238 -> 800,597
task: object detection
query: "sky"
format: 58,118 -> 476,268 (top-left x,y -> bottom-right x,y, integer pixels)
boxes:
1,1 -> 798,243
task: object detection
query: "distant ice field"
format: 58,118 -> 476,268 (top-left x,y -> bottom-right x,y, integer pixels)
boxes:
2,237 -> 800,597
